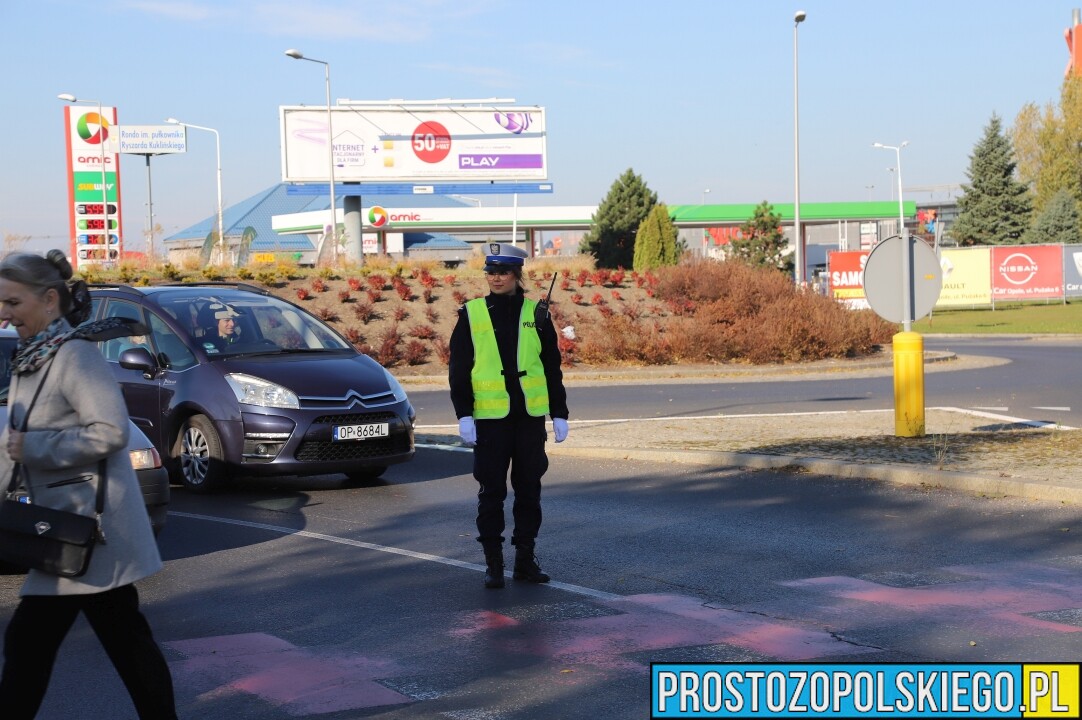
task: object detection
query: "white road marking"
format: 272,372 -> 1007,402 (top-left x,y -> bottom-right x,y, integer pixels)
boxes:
1032,406 -> 1072,412
933,407 -> 1076,430
168,511 -> 622,601
972,406 -> 1009,412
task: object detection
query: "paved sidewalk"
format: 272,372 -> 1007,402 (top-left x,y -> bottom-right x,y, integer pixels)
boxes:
410,349 -> 1082,506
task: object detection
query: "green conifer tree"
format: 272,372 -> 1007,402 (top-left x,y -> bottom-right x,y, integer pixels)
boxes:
580,168 -> 658,268
632,204 -> 679,271
1023,187 -> 1082,245
730,201 -> 792,273
952,114 -> 1033,245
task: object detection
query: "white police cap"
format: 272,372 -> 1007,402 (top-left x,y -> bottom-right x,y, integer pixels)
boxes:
484,242 -> 529,268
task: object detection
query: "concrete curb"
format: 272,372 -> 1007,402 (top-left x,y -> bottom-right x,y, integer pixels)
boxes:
543,445 -> 1082,506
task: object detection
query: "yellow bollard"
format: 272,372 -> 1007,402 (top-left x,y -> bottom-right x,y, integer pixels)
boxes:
893,331 -> 925,437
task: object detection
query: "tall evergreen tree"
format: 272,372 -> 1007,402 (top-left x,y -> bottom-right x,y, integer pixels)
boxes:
952,114 -> 1033,245
580,168 -> 658,268
730,201 -> 792,273
1023,187 -> 1082,245
632,203 -> 679,271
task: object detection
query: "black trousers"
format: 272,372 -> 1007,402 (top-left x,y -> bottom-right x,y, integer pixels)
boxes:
0,584 -> 177,720
474,414 -> 548,544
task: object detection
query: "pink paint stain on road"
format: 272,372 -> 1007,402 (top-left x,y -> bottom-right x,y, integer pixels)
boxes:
166,633 -> 410,715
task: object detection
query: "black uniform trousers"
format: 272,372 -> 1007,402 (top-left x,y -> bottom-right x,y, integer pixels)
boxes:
0,583 -> 177,720
474,413 -> 548,544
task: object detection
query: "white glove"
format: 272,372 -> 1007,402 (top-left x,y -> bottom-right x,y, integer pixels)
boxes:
458,416 -> 477,446
553,418 -> 569,443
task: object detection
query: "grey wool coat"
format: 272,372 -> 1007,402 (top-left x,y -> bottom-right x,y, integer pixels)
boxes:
0,335 -> 162,596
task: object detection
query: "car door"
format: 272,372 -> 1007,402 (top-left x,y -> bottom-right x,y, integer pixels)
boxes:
98,299 -> 165,448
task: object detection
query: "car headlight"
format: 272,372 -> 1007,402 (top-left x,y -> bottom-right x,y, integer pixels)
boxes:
225,373 -> 300,409
382,368 -> 408,403
130,447 -> 162,471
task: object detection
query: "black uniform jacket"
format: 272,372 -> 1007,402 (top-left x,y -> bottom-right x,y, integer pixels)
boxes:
448,289 -> 569,421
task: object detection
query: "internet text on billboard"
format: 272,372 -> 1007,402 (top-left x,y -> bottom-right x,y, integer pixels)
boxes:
280,105 -> 547,183
64,105 -> 123,269
991,245 -> 1062,301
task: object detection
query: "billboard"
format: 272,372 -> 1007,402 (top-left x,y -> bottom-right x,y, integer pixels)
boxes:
937,247 -> 992,307
1065,244 -> 1082,298
64,106 -> 123,268
827,250 -> 869,308
991,244 -> 1062,300
280,105 -> 547,183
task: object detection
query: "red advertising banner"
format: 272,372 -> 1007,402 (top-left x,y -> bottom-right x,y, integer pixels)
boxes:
828,250 -> 869,298
990,245 -> 1063,300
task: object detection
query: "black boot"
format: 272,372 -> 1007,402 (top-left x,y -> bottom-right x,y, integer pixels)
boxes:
512,538 -> 550,583
481,541 -> 505,589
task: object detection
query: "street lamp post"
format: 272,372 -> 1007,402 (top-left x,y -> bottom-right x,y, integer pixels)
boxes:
793,10 -> 807,286
285,49 -> 339,265
887,167 -> 896,201
873,141 -> 910,331
167,118 -> 225,265
702,188 -> 710,205
58,93 -> 111,265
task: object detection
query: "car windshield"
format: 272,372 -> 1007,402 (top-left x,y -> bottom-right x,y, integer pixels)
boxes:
155,292 -> 352,358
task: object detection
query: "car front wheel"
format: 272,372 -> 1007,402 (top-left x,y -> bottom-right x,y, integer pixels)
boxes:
174,415 -> 226,493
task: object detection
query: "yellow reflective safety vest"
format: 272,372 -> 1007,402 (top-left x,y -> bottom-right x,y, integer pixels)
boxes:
465,297 -> 550,419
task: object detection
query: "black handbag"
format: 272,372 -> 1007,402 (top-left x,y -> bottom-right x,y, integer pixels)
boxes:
0,362 -> 108,578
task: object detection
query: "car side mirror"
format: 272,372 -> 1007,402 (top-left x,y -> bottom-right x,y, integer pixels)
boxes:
118,347 -> 157,376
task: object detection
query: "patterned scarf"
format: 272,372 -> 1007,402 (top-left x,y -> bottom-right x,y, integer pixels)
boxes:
12,316 -> 143,375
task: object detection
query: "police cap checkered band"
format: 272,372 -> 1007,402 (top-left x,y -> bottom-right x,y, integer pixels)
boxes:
484,242 -> 528,266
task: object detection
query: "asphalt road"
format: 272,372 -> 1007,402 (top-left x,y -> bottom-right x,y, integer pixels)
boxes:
6,440 -> 1082,719
411,336 -> 1082,427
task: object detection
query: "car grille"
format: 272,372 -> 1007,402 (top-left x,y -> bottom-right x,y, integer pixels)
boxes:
294,411 -> 411,462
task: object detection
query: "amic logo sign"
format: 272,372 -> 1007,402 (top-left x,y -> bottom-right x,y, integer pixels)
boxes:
998,252 -> 1039,285
368,206 -> 388,228
76,112 -> 110,145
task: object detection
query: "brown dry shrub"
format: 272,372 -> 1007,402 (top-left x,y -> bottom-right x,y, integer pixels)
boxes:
575,315 -> 673,366
654,259 -> 894,363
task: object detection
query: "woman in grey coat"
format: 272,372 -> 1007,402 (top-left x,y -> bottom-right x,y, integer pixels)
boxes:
0,251 -> 177,719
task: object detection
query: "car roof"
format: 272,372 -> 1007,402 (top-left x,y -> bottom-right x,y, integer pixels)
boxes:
90,282 -> 270,298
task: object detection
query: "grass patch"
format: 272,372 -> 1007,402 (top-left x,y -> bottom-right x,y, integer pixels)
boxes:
912,300 -> 1082,334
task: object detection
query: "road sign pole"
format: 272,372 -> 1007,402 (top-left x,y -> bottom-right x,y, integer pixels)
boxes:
895,227 -> 923,436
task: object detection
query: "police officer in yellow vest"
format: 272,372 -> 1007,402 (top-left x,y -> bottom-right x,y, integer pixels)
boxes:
449,243 -> 569,589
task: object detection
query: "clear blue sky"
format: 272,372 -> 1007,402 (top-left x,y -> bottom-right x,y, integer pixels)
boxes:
0,1 -> 1072,253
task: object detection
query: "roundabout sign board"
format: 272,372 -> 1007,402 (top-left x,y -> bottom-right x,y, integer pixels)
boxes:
862,235 -> 943,324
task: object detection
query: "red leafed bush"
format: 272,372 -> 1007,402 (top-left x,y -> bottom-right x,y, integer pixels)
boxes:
609,269 -> 625,287
311,278 -> 326,293
611,290 -> 622,301
366,289 -> 383,303
403,340 -> 430,366
452,290 -> 468,305
343,327 -> 364,344
570,293 -> 584,305
598,305 -> 614,318
423,288 -> 435,304
347,277 -> 362,291
375,325 -> 402,367
443,275 -> 457,286
590,292 -> 605,306
432,337 -> 451,364
296,288 -> 310,300
409,324 -> 437,339
338,290 -> 351,303
560,278 -> 571,291
425,306 -> 439,324
315,307 -> 339,323
576,269 -> 591,287
395,283 -> 414,302
353,301 -> 376,324
367,275 -> 387,291
419,273 -> 439,289
393,307 -> 409,322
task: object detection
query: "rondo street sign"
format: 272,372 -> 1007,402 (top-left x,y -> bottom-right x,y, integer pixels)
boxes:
862,234 -> 943,323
